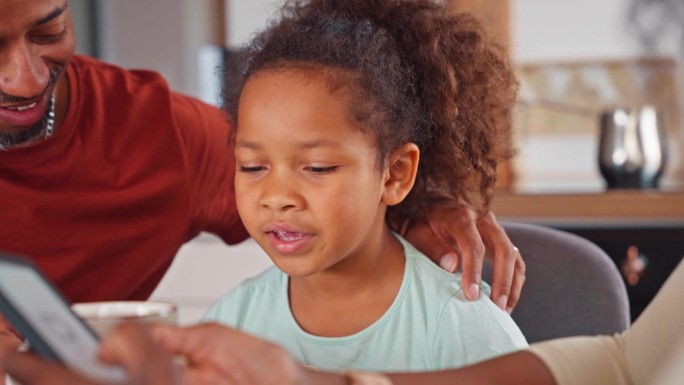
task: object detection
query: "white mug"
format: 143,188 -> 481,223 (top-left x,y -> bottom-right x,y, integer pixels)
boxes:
72,301 -> 177,337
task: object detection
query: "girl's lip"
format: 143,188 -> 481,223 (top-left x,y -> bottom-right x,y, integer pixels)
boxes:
264,222 -> 309,234
264,223 -> 315,255
0,91 -> 51,128
267,231 -> 315,255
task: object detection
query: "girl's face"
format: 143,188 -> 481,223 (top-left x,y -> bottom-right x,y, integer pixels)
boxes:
234,69 -> 391,277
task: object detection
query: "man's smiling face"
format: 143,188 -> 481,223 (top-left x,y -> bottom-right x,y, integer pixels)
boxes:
0,0 -> 75,147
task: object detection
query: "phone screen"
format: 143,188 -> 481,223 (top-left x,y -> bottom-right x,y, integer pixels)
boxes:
0,254 -> 126,383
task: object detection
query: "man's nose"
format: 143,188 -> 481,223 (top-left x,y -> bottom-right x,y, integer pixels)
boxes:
0,43 -> 49,99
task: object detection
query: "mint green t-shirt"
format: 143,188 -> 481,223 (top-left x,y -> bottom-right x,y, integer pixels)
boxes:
203,235 -> 528,372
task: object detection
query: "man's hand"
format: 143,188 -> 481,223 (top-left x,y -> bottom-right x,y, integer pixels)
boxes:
404,207 -> 525,313
0,315 -> 22,385
5,322 -> 345,385
3,322 -> 181,385
3,353 -> 98,385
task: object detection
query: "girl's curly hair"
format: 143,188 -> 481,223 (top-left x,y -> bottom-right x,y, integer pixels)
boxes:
224,0 -> 517,227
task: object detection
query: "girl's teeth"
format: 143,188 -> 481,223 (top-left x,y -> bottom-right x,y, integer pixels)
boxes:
6,102 -> 37,112
275,231 -> 303,241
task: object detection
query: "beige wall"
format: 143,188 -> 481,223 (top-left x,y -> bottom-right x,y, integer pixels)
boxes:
97,0 -> 224,96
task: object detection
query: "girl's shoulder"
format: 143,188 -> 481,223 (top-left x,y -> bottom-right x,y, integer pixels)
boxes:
398,233 -> 500,311
397,234 -> 468,292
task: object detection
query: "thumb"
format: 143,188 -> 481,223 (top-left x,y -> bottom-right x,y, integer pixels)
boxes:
1,331 -> 23,385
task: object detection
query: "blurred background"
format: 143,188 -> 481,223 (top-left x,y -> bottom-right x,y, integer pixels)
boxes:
70,0 -> 684,324
73,0 -> 684,191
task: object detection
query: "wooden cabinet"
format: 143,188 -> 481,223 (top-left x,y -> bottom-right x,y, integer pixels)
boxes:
564,226 -> 684,320
492,191 -> 684,321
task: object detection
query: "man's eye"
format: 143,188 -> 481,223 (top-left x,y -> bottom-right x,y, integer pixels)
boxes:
305,166 -> 338,174
31,30 -> 66,44
239,166 -> 264,173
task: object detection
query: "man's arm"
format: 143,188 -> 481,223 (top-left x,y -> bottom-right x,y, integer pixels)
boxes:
171,95 -> 249,244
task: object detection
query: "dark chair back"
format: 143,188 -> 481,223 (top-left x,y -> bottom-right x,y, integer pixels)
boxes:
484,222 -> 630,343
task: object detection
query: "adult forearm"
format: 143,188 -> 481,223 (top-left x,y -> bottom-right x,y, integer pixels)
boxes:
386,351 -> 555,385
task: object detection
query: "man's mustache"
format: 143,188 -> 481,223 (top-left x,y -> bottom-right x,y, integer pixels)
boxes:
0,66 -> 62,103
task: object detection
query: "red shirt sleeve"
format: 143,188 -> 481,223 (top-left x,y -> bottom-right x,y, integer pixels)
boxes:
170,95 -> 249,244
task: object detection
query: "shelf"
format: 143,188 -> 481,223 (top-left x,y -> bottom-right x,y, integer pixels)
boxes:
491,190 -> 684,228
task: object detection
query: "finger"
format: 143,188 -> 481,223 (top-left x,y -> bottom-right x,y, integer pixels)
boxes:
100,322 -> 182,385
475,213 -> 517,310
404,220 -> 461,273
0,315 -> 22,341
149,323 -> 218,358
454,218 -> 486,301
4,352 -> 96,385
150,322 -> 244,371
152,324 -> 256,385
441,206 -> 485,301
488,244 -> 516,311
154,324 -> 302,385
0,332 -> 22,354
99,322 -> 154,368
429,206 -> 487,300
0,327 -> 23,384
506,251 -> 526,313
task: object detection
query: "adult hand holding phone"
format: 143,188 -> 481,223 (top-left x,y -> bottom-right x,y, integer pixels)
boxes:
1,315 -> 22,385
4,322 -> 181,385
0,254 -> 126,383
5,322 -> 340,385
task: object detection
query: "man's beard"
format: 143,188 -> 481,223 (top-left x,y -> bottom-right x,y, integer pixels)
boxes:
0,66 -> 63,149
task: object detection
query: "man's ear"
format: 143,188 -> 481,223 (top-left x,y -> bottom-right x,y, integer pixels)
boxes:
382,143 -> 420,206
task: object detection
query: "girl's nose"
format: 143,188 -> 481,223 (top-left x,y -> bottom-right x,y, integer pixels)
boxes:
259,171 -> 302,211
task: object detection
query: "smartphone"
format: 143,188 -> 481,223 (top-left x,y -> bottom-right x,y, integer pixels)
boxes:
0,253 -> 127,383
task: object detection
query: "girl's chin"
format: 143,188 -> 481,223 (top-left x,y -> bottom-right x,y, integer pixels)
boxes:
272,258 -> 324,278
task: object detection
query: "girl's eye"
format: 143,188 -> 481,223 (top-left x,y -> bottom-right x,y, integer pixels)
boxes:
305,166 -> 338,174
239,165 -> 265,173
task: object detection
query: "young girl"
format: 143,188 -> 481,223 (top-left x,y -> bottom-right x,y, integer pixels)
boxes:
204,0 -> 526,371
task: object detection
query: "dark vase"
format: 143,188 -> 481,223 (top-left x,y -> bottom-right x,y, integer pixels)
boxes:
598,106 -> 668,189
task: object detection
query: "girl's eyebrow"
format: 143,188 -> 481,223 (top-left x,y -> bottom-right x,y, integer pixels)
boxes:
297,139 -> 342,149
235,139 -> 343,150
235,140 -> 261,150
34,3 -> 68,26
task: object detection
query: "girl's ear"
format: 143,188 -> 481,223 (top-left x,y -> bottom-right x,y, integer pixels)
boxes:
382,143 -> 420,206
